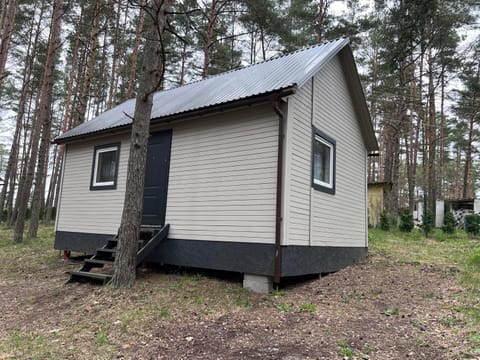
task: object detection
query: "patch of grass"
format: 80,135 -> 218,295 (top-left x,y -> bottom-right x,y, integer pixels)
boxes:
455,306 -> 480,324
158,306 -> 170,318
370,228 -> 480,349
0,330 -> 53,359
414,336 -> 431,347
169,275 -> 192,291
361,343 -> 377,353
342,291 -> 361,304
369,228 -> 472,266
441,316 -> 461,328
298,302 -> 317,312
277,303 -> 293,312
235,297 -> 252,307
462,250 -> 480,292
383,307 -> 399,316
0,224 -> 57,278
271,287 -> 286,296
94,328 -> 110,345
192,295 -> 205,304
469,333 -> 480,355
337,340 -> 355,357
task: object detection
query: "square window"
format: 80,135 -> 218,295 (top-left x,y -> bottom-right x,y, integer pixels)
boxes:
312,129 -> 335,194
90,143 -> 120,190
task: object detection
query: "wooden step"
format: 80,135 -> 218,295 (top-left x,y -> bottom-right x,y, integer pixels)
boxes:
84,258 -> 114,267
69,271 -> 112,285
68,224 -> 169,285
105,239 -> 118,248
96,248 -> 116,255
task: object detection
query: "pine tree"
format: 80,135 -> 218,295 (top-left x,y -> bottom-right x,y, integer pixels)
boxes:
442,211 -> 456,234
14,0 -> 63,243
110,0 -> 173,288
422,209 -> 433,237
399,209 -> 414,232
454,44 -> 480,199
380,211 -> 390,231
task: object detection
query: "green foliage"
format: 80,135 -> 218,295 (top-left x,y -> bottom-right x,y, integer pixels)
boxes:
380,211 -> 390,231
271,287 -> 286,296
94,328 -> 110,345
462,250 -> 480,292
422,210 -> 433,237
298,303 -> 317,312
337,341 -> 355,357
383,307 -> 399,316
465,214 -> 480,235
2,331 -> 52,359
442,211 -> 456,234
277,303 -> 293,312
399,209 -> 414,232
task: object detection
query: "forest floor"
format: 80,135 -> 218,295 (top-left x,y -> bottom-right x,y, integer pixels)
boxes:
0,225 -> 479,359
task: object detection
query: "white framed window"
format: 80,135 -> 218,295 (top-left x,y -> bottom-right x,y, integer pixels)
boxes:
312,129 -> 335,194
90,143 -> 120,190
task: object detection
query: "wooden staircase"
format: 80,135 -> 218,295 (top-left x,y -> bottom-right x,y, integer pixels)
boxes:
68,224 -> 169,285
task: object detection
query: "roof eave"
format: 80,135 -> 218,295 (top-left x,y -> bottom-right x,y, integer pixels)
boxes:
53,86 -> 297,145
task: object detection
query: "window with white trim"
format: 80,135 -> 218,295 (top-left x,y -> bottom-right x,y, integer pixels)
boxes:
312,129 -> 335,194
90,143 -> 120,190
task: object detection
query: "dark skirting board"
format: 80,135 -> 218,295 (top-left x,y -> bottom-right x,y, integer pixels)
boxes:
54,231 -> 366,277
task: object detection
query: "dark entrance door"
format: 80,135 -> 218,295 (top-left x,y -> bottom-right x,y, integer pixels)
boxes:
142,130 -> 172,225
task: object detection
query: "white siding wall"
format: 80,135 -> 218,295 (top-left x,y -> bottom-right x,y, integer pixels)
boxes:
56,105 -> 278,242
165,104 -> 278,243
283,80 -> 312,246
284,55 -> 367,247
56,134 -> 129,235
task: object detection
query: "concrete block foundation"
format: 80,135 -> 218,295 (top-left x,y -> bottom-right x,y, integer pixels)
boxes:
243,274 -> 273,294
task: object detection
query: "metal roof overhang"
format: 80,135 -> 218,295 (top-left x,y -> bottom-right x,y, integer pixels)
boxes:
53,86 -> 297,145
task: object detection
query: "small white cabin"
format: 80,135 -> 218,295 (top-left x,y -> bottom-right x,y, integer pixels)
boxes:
54,38 -> 378,289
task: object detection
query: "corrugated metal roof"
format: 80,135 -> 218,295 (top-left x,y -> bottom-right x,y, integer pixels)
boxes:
55,38 -> 350,142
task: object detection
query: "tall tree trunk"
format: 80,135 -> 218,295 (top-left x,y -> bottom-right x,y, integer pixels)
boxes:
0,0 -> 17,87
179,36 -> 188,85
43,144 -> 59,224
437,66 -> 445,199
260,27 -> 266,61
0,1 -> 45,222
127,4 -> 145,98
0,0 -> 8,37
367,35 -> 379,183
202,0 -> 217,78
384,61 -> 406,216
316,0 -> 329,43
14,0 -> 63,243
464,113 -> 475,199
405,62 -> 416,211
28,97 -> 56,237
9,89 -> 35,226
426,43 -> 437,221
110,0 -> 173,288
42,8 -> 82,224
75,0 -> 102,124
462,62 -> 478,199
455,146 -> 462,199
107,0 -> 122,109
96,32 -> 108,116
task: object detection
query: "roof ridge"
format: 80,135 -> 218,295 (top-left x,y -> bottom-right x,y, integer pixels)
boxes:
55,37 -> 352,143
156,37 -> 348,96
